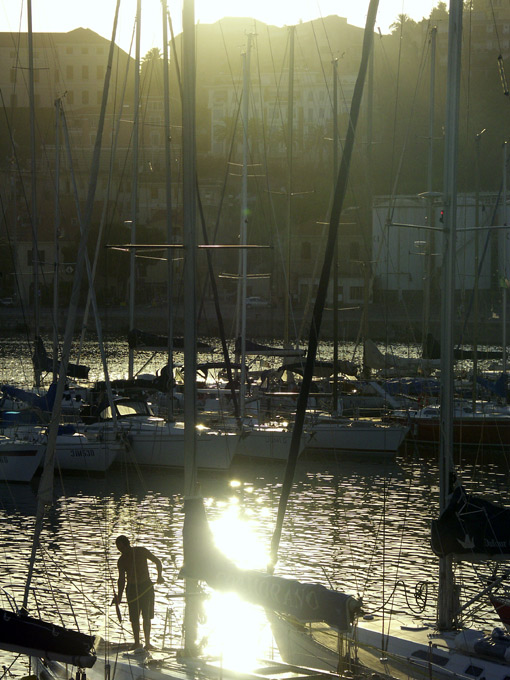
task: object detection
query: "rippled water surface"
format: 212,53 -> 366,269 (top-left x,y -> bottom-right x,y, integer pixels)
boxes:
0,335 -> 509,675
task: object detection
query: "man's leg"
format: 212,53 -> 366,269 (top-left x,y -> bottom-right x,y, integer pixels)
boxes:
142,613 -> 153,650
131,615 -> 141,648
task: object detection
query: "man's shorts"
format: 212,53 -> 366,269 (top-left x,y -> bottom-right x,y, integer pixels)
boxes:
126,581 -> 155,622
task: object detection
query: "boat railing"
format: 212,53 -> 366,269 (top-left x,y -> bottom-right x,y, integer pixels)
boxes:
1,585 -> 91,633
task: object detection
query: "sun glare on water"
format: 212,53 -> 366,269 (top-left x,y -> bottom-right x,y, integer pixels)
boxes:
200,486 -> 276,669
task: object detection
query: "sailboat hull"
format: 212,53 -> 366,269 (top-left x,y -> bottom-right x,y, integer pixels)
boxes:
234,426 -> 309,461
91,420 -> 237,470
303,420 -> 408,455
0,437 -> 45,482
0,608 -> 96,668
270,610 -> 510,680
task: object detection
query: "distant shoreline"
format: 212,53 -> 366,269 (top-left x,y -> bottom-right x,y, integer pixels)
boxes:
0,303 -> 506,347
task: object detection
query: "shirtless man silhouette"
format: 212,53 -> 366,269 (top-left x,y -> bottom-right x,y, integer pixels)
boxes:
112,535 -> 164,650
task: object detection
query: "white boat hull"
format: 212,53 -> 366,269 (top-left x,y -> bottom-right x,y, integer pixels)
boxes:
0,437 -> 45,482
53,433 -> 122,472
269,611 -> 510,680
234,426 -> 308,461
89,420 -> 237,470
303,420 -> 408,454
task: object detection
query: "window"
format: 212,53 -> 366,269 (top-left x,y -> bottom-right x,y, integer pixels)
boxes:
350,286 -> 363,300
82,65 -> 89,79
10,94 -> 17,108
81,47 -> 89,54
66,65 -> 74,79
10,68 -> 16,83
66,46 -> 73,54
349,242 -> 360,261
301,241 -> 312,260
97,46 -> 104,55
27,249 -> 46,266
97,91 -> 102,105
67,91 -> 74,105
82,90 -> 89,104
96,65 -> 104,80
151,187 -> 158,200
410,650 -> 449,667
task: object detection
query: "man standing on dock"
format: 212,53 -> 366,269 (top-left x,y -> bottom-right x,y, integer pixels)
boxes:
112,534 -> 164,650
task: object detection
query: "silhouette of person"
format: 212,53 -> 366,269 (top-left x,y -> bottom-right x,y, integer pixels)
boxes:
112,535 -> 164,650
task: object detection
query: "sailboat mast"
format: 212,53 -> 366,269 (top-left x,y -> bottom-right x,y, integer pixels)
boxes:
437,0 -> 463,631
284,26 -> 295,347
422,26 -> 437,356
53,99 -> 61,382
162,0 -> 175,417
502,142 -> 508,377
27,0 -> 40,388
128,0 -> 141,379
239,35 -> 252,416
332,58 -> 339,412
182,0 -> 199,654
182,0 -> 197,498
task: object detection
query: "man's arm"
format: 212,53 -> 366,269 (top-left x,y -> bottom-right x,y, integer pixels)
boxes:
146,549 -> 164,583
112,557 -> 126,603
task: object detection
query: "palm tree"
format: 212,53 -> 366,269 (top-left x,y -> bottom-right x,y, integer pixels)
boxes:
142,47 -> 163,65
389,13 -> 417,34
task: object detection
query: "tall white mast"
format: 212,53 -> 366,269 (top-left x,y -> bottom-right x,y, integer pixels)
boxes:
437,0 -> 463,631
128,0 -> 141,379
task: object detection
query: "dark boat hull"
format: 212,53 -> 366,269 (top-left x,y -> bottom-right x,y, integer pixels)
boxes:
0,608 -> 97,667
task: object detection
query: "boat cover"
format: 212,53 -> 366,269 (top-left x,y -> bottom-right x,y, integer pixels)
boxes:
1,383 -> 57,415
32,337 -> 90,380
182,496 -> 360,630
0,608 -> 97,667
235,337 -> 306,357
128,328 -> 213,353
431,486 -> 510,560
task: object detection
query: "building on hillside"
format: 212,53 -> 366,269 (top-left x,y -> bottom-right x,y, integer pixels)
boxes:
371,193 -> 506,319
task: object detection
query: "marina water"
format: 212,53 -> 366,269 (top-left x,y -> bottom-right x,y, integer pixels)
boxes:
0,335 -> 508,675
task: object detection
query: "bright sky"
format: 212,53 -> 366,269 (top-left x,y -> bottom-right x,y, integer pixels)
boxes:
1,1 -> 440,56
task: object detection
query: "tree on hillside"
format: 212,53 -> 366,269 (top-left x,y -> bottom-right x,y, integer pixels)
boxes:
389,13 -> 417,35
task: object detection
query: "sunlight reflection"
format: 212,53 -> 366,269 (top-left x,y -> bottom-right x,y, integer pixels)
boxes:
199,491 -> 274,668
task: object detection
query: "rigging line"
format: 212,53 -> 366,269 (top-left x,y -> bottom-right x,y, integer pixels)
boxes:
465,1 -> 474,140
457,186 -> 503,347
0,89 -> 40,358
310,20 -> 334,112
102,21 -> 137,241
270,0 -> 379,571
252,32 -> 295,339
218,18 -> 244,96
167,16 -> 242,414
264,28 -> 302,342
488,0 -> 504,56
247,33 -> 272,233
385,21 -> 432,222
78,27 -> 134,355
317,11 -> 335,60
373,37 -> 433,341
